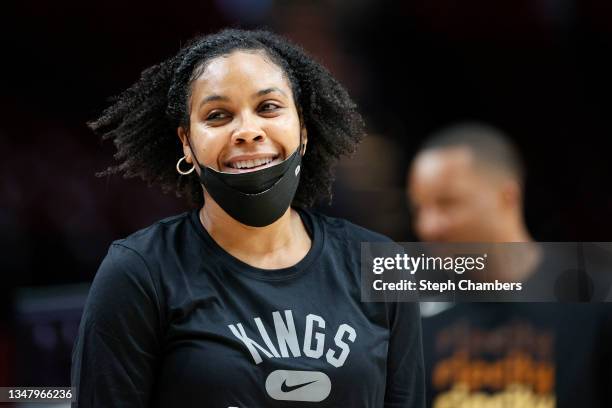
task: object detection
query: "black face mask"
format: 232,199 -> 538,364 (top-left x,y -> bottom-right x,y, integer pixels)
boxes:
189,140 -> 303,227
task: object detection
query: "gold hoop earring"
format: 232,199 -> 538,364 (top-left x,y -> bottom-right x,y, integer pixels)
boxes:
176,156 -> 195,175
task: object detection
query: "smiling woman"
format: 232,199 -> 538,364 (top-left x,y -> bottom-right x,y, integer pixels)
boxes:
178,51 -> 306,228
71,29 -> 425,407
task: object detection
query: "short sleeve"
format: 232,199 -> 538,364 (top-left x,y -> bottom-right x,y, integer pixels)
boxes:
384,302 -> 426,408
71,244 -> 162,407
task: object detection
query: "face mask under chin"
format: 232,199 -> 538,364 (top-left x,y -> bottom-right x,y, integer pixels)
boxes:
207,148 -> 300,195
196,146 -> 303,227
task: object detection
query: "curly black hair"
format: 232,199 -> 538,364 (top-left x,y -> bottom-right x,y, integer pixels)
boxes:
90,28 -> 366,208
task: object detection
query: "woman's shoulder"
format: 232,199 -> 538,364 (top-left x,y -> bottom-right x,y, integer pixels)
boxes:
92,211 -> 195,300
113,210 -> 194,255
303,208 -> 393,244
97,211 -> 197,285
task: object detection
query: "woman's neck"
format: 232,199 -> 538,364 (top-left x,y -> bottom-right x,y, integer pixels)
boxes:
199,195 -> 311,269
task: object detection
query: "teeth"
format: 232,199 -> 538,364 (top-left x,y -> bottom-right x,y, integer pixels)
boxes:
232,157 -> 273,169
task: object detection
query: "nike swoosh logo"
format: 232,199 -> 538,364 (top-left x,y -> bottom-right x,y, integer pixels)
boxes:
266,370 -> 331,402
280,379 -> 317,393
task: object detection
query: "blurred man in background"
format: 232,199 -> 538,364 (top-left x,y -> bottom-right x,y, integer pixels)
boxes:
407,122 -> 612,408
409,123 -> 530,243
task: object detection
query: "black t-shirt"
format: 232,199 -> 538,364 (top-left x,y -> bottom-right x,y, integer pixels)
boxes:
71,208 -> 425,407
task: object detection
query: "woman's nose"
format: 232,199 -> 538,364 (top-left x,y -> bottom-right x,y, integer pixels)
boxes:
231,113 -> 265,145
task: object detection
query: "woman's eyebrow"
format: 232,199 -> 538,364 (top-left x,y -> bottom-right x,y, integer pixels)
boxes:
255,87 -> 287,98
198,94 -> 229,109
198,87 -> 287,109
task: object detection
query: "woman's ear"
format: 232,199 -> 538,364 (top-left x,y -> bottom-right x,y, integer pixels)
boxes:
177,126 -> 193,163
300,126 -> 308,156
297,107 -> 308,155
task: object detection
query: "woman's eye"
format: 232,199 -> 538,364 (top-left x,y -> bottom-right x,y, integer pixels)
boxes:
207,111 -> 227,121
260,103 -> 279,112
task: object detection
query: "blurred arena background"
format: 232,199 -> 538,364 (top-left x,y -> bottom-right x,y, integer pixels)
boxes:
2,0 -> 612,404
